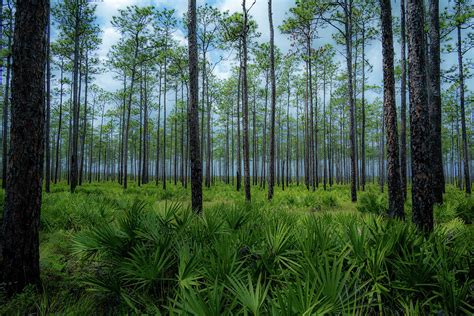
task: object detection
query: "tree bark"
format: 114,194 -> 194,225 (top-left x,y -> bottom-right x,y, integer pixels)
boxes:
456,2 -> 471,194
268,0 -> 276,200
407,0 -> 434,231
45,4 -> 51,192
400,0 -> 408,199
428,0 -> 444,202
380,0 -> 404,218
345,0 -> 357,202
241,0 -> 251,202
2,11 -> 12,189
54,60 -> 64,184
0,0 -> 48,294
188,0 -> 202,212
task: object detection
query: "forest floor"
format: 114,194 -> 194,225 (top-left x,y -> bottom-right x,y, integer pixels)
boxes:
0,182 -> 473,315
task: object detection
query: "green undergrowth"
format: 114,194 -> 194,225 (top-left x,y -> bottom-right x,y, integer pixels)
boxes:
0,182 -> 473,315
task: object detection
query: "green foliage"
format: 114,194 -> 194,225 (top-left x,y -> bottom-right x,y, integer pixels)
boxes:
357,190 -> 388,215
1,183 -> 473,315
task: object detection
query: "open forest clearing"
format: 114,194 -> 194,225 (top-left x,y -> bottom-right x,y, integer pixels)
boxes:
0,0 -> 473,314
1,182 -> 473,314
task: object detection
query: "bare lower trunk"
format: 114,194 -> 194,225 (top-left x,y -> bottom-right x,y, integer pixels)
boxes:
0,0 -> 48,294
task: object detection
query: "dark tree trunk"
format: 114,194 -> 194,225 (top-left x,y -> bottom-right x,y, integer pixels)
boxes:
188,0 -> 202,212
361,25 -> 366,191
2,13 -> 12,189
123,40 -> 139,190
345,0 -> 357,202
54,60 -> 64,184
400,0 -> 408,199
380,0 -> 404,218
242,0 -> 251,202
70,3 -> 81,193
206,75 -> 211,187
97,102 -> 105,181
45,5 -> 51,192
236,51 -> 242,191
142,69 -> 149,184
0,0 -> 48,294
162,56 -> 168,189
79,51 -> 89,186
428,0 -> 444,202
155,67 -> 162,185
407,0 -> 434,231
456,3 -> 471,194
268,0 -> 276,200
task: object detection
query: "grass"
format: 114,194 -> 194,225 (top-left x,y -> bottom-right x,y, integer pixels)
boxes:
0,181 -> 473,315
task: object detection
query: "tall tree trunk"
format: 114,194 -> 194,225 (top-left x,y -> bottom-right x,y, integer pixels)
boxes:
261,71 -> 268,189
188,0 -> 202,212
70,2 -> 81,193
142,69 -> 149,184
345,0 -> 357,202
2,13 -> 12,189
54,60 -> 64,184
236,51 -> 242,191
155,66 -> 162,185
162,55 -> 167,189
400,0 -> 408,199
0,0 -> 48,294
323,65 -> 327,191
286,73 -> 291,187
407,0 -> 434,231
206,75 -> 212,187
79,50 -> 88,186
361,25 -> 366,191
123,39 -> 139,190
428,0 -> 444,202
242,0 -> 251,201
456,3 -> 471,194
380,0 -> 404,218
97,102 -> 105,181
268,0 -> 276,200
45,5 -> 51,192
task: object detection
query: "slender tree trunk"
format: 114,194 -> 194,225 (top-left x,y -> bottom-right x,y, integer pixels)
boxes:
236,50 -> 242,191
400,0 -> 408,199
428,0 -> 444,202
45,5 -> 51,192
142,69 -> 149,184
54,61 -> 64,184
188,0 -> 202,212
123,39 -> 139,190
407,0 -> 434,231
70,2 -> 81,193
380,0 -> 404,218
206,75 -> 212,187
0,0 -> 48,294
156,66 -> 162,185
163,55 -> 168,189
268,0 -> 276,200
261,71 -> 268,189
2,15 -> 12,189
456,4 -> 471,194
361,26 -> 366,191
79,50 -> 89,186
242,0 -> 251,201
345,0 -> 357,202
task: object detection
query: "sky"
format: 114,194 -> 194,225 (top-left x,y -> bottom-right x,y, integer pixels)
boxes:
73,0 -> 470,106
